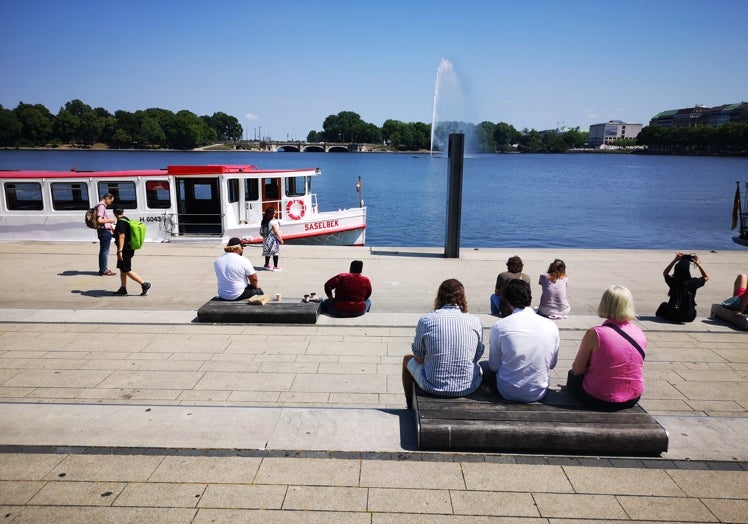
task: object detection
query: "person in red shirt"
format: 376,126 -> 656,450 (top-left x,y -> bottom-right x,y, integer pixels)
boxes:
322,260 -> 372,317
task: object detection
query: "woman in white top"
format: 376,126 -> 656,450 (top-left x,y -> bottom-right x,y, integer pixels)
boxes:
537,259 -> 570,319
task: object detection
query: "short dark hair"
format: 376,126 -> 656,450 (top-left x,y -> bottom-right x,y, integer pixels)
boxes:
350,260 -> 363,274
504,279 -> 531,308
113,208 -> 124,216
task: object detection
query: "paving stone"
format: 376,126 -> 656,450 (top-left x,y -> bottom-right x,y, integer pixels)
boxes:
368,487 -> 452,514
0,453 -> 64,480
461,463 -> 572,493
283,485 -> 367,511
533,493 -> 627,519
617,495 -> 718,522
113,482 -> 205,508
198,484 -> 286,509
701,498 -> 748,524
28,480 -> 126,506
450,490 -> 540,517
0,480 -> 46,505
563,466 -> 685,496
254,457 -> 360,486
360,460 -> 465,490
666,470 -> 748,498
149,456 -> 261,483
46,454 -> 163,482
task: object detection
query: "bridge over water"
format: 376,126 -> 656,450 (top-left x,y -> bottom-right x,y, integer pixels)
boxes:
237,141 -> 383,153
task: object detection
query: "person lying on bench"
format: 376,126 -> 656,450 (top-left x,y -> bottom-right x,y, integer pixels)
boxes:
402,279 -> 484,409
566,284 -> 646,411
484,279 -> 560,402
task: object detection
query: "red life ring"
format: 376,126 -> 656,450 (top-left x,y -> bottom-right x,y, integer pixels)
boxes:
286,199 -> 306,220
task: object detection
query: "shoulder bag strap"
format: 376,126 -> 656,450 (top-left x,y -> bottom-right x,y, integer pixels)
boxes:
604,324 -> 646,360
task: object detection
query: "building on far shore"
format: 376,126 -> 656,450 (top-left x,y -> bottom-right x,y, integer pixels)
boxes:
649,102 -> 748,128
588,120 -> 643,147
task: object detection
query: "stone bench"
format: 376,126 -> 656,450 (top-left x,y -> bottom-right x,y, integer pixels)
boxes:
710,303 -> 748,330
413,385 -> 669,456
197,297 -> 320,324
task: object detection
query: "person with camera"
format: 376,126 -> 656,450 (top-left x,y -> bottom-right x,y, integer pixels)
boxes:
656,252 -> 709,323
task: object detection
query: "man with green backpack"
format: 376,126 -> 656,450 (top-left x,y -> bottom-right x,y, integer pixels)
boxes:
112,208 -> 151,296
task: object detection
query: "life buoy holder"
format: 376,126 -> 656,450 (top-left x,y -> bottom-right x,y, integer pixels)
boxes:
286,199 -> 306,220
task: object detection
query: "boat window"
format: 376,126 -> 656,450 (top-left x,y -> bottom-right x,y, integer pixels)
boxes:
227,179 -> 239,203
4,182 -> 43,211
145,180 -> 171,209
193,183 -> 214,200
285,176 -> 307,197
245,179 -> 259,200
51,182 -> 90,210
98,181 -> 136,209
263,178 -> 279,200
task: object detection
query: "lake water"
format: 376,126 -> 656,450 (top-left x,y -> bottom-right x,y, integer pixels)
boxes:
1,149 -> 746,251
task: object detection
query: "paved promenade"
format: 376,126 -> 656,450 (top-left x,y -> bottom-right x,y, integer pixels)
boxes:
0,241 -> 746,522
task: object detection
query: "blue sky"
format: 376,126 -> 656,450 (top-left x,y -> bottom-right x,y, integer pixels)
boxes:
1,0 -> 746,141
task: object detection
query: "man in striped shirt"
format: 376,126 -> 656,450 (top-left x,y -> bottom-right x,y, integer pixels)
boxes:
402,279 -> 484,409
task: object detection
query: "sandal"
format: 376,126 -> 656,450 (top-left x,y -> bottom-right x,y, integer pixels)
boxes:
101,270 -> 116,276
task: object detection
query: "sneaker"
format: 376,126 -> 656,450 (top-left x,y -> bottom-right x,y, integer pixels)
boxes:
273,267 -> 282,271
140,282 -> 152,296
112,288 -> 127,296
263,264 -> 272,270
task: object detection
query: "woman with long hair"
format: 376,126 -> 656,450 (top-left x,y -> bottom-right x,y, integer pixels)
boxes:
401,279 -> 484,408
260,207 -> 283,271
537,258 -> 570,319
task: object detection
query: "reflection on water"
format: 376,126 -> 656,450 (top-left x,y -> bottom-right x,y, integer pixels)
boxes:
1,150 -> 745,250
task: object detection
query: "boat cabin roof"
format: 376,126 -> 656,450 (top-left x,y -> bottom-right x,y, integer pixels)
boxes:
0,165 -> 320,180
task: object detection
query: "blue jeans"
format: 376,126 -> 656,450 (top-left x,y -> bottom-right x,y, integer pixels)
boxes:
97,228 -> 112,274
322,298 -> 371,317
490,294 -> 502,316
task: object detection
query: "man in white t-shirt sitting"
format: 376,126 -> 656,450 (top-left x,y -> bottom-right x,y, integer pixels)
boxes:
485,279 -> 560,402
213,237 -> 264,300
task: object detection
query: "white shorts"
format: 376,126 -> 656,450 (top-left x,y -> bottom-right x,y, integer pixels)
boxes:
407,358 -> 427,390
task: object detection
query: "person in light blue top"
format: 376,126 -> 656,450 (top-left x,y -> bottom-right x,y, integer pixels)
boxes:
402,278 -> 484,409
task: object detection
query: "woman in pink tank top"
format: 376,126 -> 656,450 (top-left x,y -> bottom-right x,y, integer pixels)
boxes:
566,285 -> 646,411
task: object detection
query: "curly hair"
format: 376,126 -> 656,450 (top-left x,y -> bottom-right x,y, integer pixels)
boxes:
434,278 -> 468,312
547,259 -> 566,283
506,255 -> 523,273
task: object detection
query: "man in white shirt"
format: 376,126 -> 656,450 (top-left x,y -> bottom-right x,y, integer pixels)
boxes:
213,237 -> 264,300
487,279 -> 560,402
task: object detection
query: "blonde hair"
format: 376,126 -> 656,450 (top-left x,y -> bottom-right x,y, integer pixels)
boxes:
597,284 -> 636,321
224,245 -> 242,253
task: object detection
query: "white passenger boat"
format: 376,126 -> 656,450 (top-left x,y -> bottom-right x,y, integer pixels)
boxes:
0,164 -> 366,245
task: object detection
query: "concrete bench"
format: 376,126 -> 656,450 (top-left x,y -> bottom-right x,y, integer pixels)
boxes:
710,303 -> 748,330
413,385 -> 669,456
197,297 -> 320,324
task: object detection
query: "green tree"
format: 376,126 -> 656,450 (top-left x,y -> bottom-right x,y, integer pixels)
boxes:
203,112 -> 242,141
0,105 -> 22,146
493,122 -> 520,152
473,121 -> 496,153
13,102 -> 54,145
517,129 -> 544,152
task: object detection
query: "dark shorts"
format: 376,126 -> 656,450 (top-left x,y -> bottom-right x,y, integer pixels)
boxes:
116,249 -> 134,273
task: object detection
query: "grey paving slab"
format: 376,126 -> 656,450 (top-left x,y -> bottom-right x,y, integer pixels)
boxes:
656,415 -> 748,461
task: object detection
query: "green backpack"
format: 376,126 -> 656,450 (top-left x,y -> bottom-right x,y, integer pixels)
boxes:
121,217 -> 146,250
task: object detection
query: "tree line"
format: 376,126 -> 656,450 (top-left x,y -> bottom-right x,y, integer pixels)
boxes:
2,100 -> 745,154
307,110 -> 589,153
0,100 -> 242,149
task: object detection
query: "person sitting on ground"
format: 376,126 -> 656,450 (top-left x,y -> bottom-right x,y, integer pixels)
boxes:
655,252 -> 709,322
537,258 -> 570,319
213,237 -> 264,300
490,255 -> 530,317
484,279 -> 560,402
322,260 -> 372,317
566,285 -> 646,411
721,273 -> 748,316
402,279 -> 484,408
